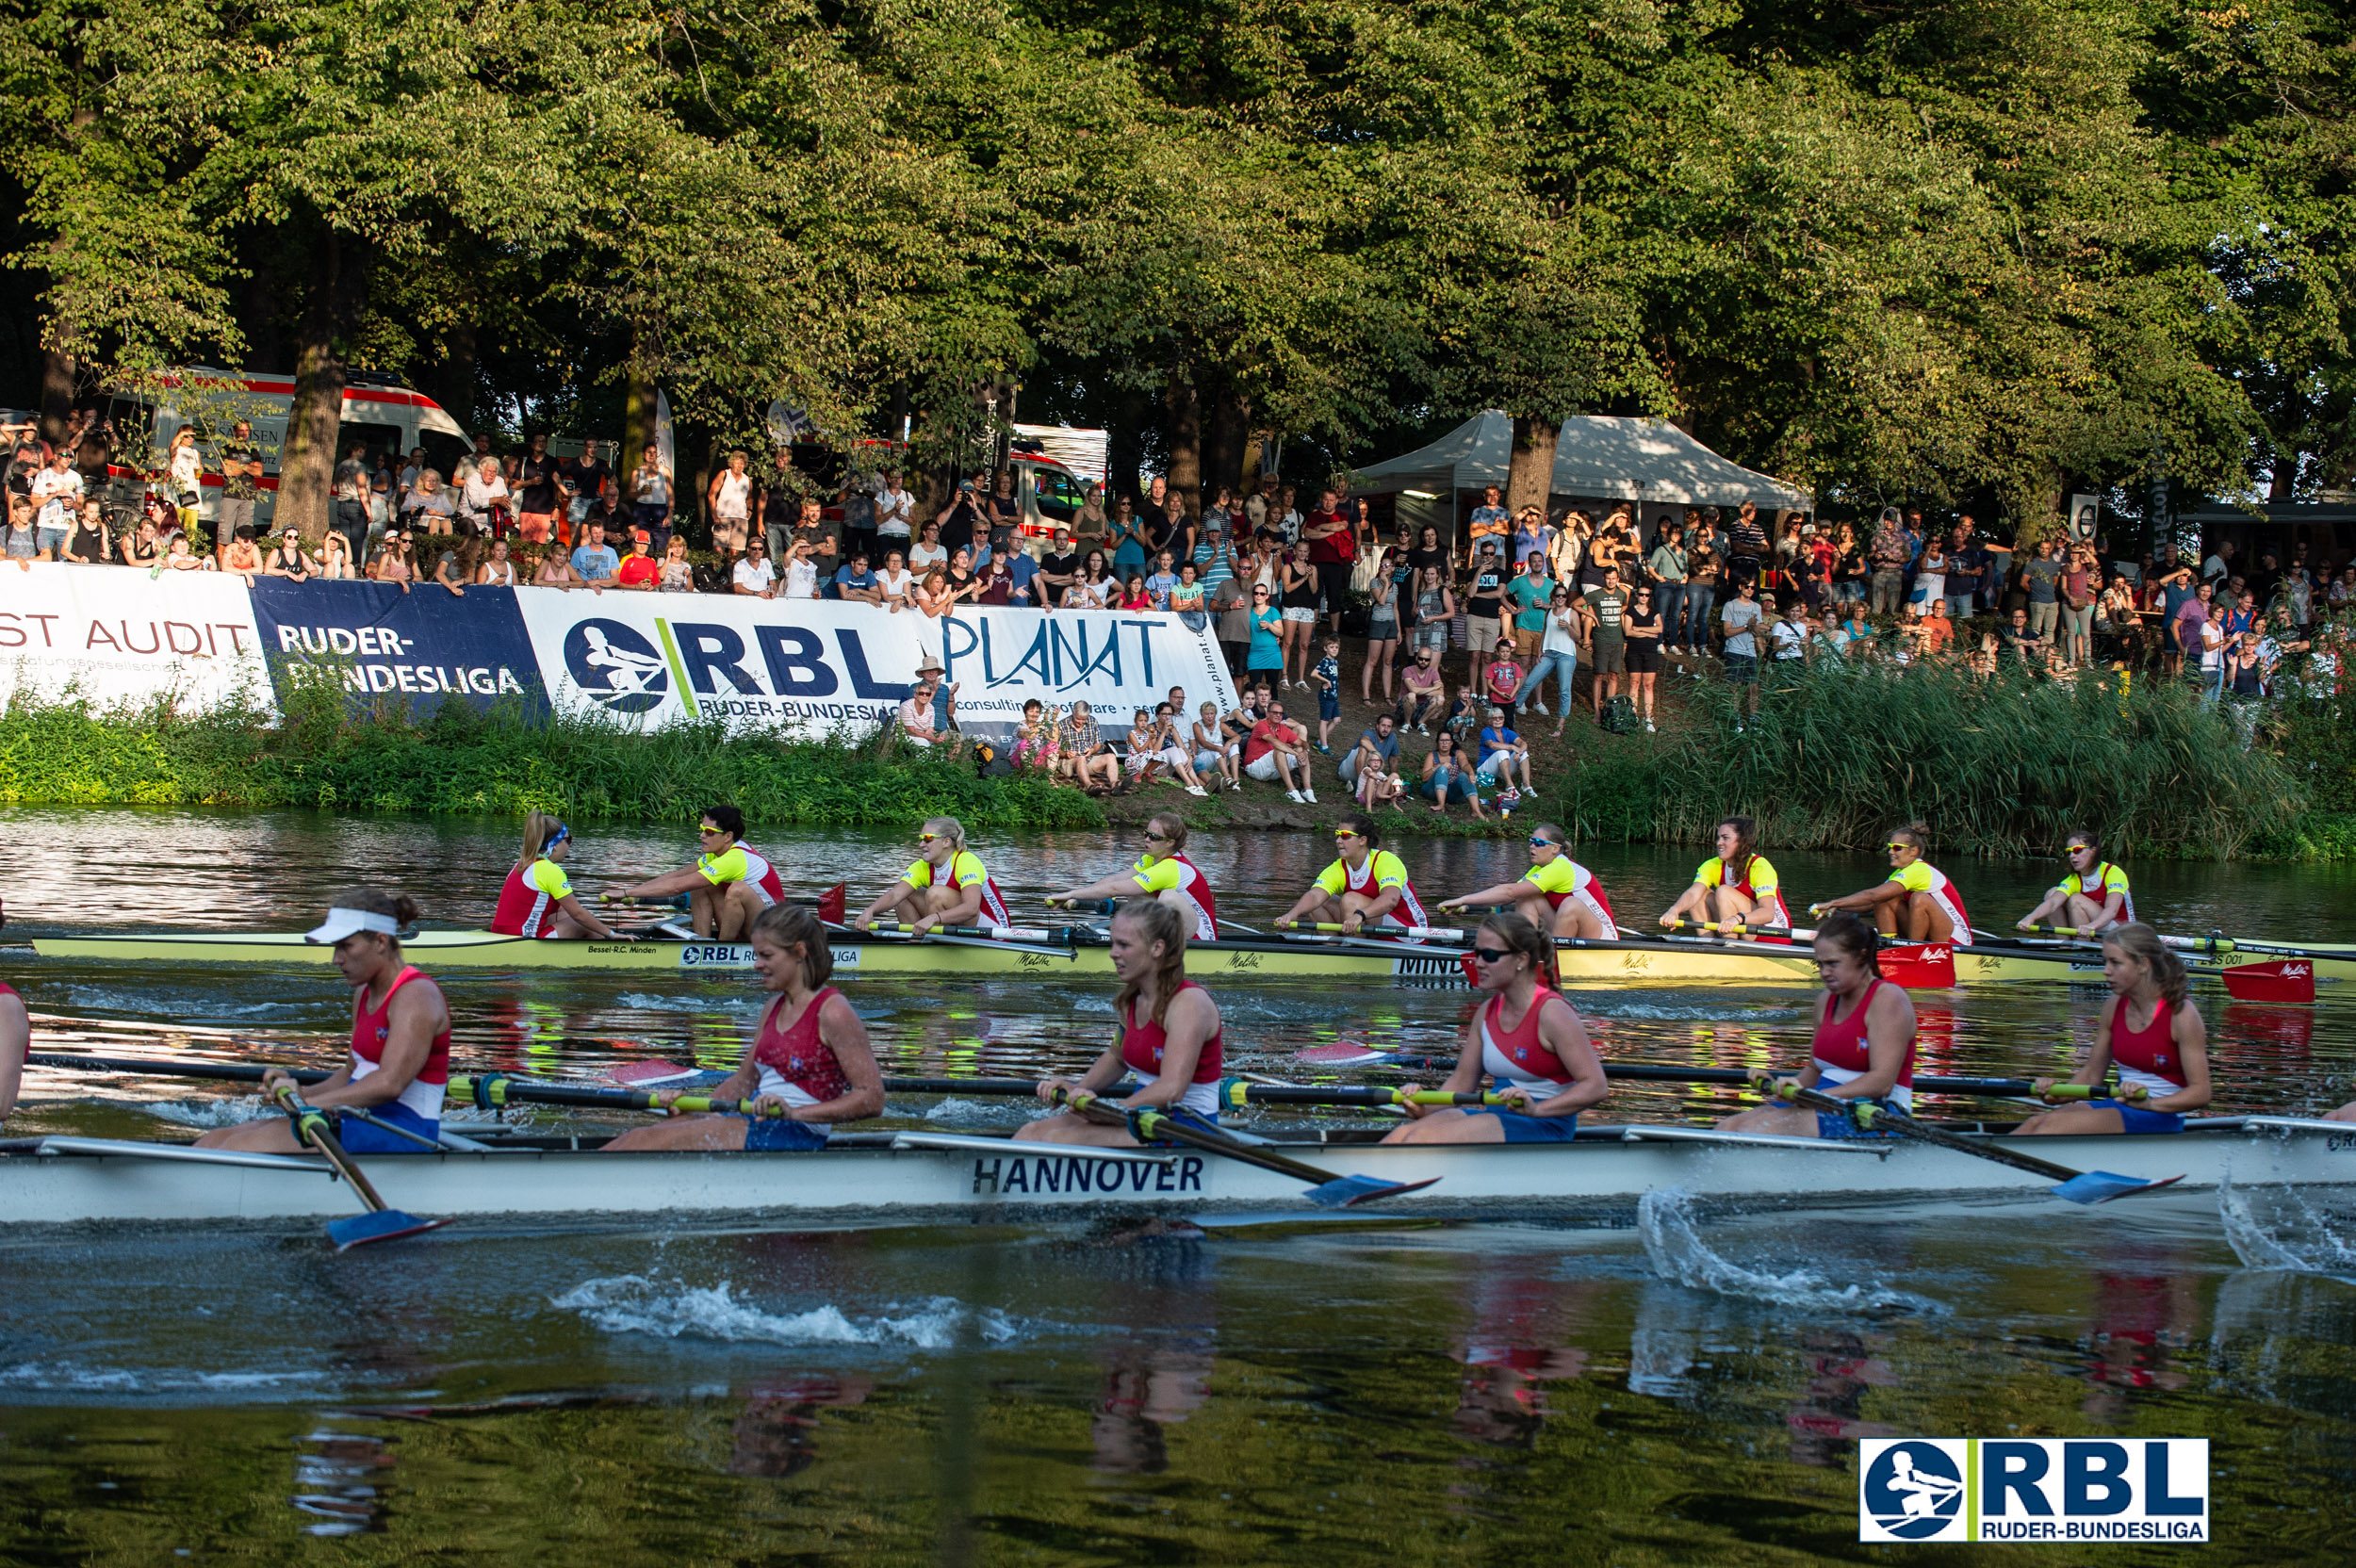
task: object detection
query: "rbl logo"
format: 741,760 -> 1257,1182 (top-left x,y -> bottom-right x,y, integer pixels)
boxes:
1860,1438 -> 2208,1544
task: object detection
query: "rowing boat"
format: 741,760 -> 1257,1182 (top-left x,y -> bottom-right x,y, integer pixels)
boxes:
2,1117 -> 2348,1231
21,925 -> 2343,991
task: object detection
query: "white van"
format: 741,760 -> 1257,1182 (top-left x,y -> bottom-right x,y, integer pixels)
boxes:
102,367 -> 473,526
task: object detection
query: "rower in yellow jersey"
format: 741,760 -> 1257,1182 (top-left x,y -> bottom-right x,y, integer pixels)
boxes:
1810,823 -> 1972,946
855,817 -> 1013,936
1435,824 -> 1618,939
1042,812 -> 1219,940
1277,813 -> 1431,937
1659,815 -> 1792,934
2018,830 -> 2134,933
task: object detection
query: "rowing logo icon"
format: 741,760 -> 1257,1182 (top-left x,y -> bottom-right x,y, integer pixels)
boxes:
1861,1441 -> 1965,1541
563,620 -> 669,713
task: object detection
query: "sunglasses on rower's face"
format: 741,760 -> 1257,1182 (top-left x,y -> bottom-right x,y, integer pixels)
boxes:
1885,842 -> 1911,853
1469,945 -> 1513,965
1334,829 -> 1364,841
1529,836 -> 1559,850
698,825 -> 725,837
919,832 -> 944,843
2064,844 -> 2093,857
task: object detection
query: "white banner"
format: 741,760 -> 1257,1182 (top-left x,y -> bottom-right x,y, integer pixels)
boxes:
513,589 -> 1235,738
0,563 -> 272,714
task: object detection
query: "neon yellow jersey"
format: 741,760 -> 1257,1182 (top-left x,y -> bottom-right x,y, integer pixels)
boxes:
2053,860 -> 2134,923
528,858 -> 572,900
1887,858 -> 1972,943
1317,849 -> 1409,898
699,845 -> 751,884
907,849 -> 990,893
1523,857 -> 1580,897
1695,854 -> 1779,897
1132,855 -> 1185,896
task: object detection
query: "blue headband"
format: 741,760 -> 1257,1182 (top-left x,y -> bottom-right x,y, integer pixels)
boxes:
547,823 -> 571,850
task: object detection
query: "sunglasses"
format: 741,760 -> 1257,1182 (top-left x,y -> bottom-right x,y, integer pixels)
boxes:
1528,836 -> 1559,850
2064,845 -> 2093,857
1469,945 -> 1513,965
1333,829 -> 1364,841
919,832 -> 943,842
1884,841 -> 1912,852
698,825 -> 726,836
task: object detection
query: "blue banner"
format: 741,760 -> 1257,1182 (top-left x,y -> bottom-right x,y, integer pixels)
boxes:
249,581 -> 548,717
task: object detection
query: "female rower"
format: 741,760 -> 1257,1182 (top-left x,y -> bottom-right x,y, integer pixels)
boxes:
195,891 -> 452,1153
1021,899 -> 1222,1147
854,816 -> 1012,936
1383,913 -> 1607,1145
490,813 -> 626,939
1714,911 -> 1917,1139
1276,812 -> 1432,937
604,906 -> 884,1152
1659,815 -> 1792,935
0,972 -> 25,1121
2013,923 -> 2211,1135
2017,830 -> 2134,934
604,804 -> 784,940
1808,822 -> 1973,946
1042,812 -> 1219,940
1435,823 -> 1619,939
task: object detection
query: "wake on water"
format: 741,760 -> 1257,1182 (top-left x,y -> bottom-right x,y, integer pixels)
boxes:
141,1096 -> 272,1129
2217,1173 -> 2356,1281
1636,1189 -> 1944,1316
554,1275 -> 1025,1350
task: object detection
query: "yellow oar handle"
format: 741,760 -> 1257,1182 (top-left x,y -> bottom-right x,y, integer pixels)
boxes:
1403,1089 -> 1507,1106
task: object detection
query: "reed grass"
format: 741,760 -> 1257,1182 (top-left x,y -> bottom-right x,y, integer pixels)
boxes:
1651,658 -> 2302,858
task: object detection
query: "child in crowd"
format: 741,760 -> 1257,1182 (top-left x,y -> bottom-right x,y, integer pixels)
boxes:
1310,636 -> 1343,752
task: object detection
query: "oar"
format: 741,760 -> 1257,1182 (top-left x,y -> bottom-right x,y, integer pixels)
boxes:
1279,1044 -> 2103,1101
267,1083 -> 448,1248
601,881 -> 847,923
1978,926 -> 2316,1003
1772,1081 -> 2180,1204
1280,921 -> 1470,943
28,1052 -> 335,1086
1660,918 -> 1811,940
1047,1087 -> 1436,1208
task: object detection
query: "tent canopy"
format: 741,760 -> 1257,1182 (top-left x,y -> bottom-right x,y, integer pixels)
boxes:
1352,412 -> 1810,512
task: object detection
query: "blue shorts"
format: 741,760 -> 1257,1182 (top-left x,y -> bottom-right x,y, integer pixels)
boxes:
1317,690 -> 1340,721
743,1116 -> 829,1152
1815,1100 -> 1899,1140
1470,1109 -> 1579,1143
1143,1104 -> 1219,1143
2087,1099 -> 2184,1135
1724,653 -> 1758,684
332,1102 -> 440,1153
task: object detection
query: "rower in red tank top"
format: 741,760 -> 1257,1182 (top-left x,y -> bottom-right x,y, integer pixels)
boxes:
1042,814 -> 1220,942
1020,899 -> 1228,1147
602,906 -> 885,1152
195,892 -> 457,1156
2018,923 -> 2211,1137
1711,912 -> 1918,1143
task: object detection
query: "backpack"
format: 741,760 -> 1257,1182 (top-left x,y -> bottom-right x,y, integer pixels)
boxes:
1599,695 -> 1640,735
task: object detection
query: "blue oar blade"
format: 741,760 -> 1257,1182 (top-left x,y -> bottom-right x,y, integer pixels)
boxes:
1305,1174 -> 1442,1209
328,1210 -> 449,1250
2052,1170 -> 2185,1206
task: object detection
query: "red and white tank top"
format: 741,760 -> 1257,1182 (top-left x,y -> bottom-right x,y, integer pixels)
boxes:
1810,978 -> 1912,1109
2109,997 -> 2188,1098
1478,986 -> 1577,1096
350,966 -> 450,1122
752,986 -> 855,1106
490,858 -> 570,938
1120,980 -> 1222,1115
1132,851 -> 1219,941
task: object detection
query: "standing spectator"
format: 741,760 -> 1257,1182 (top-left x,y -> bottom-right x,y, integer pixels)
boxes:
1649,518 -> 1689,653
1913,535 -> 1948,618
1946,528 -> 1984,620
1506,551 -> 1553,676
1867,509 -> 1907,614
1277,539 -> 1320,688
1580,564 -> 1629,722
1037,525 -> 1081,607
873,467 -> 913,562
2058,544 -> 2097,666
476,536 -> 518,587
1168,560 -> 1204,612
1145,547 -> 1180,610
1071,482 -> 1108,555
1300,487 -> 1352,638
2198,598 -> 2227,702
874,547 -> 914,608
840,465 -> 878,566
1462,539 -> 1509,686
260,524 -> 316,580
1246,582 -> 1284,687
794,496 -> 840,580
1623,582 -> 1663,730
1193,517 -> 1236,606
216,419 -> 263,541
1510,504 -> 1550,568
1362,547 -> 1401,703
161,428 -> 204,532
1721,576 -> 1764,722
755,447 -> 801,563
1466,485 -> 1509,559
833,548 -> 882,605
514,449 -> 561,546
1514,584 -> 1580,734
1726,500 -> 1770,590
563,439 -> 612,523
116,514 -> 160,568
1481,635 -> 1525,727
629,443 -> 673,552
30,449 -> 85,558
708,449 -> 755,552
2170,575 -> 2212,679
2023,536 -> 2064,645
1407,562 -> 1454,671
731,535 -> 777,597
909,517 -> 949,575
1106,493 -> 1151,580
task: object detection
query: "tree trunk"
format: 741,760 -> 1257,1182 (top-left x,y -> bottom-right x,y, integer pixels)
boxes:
275,227 -> 368,543
1163,371 -> 1202,515
37,345 -> 76,445
1203,384 -> 1251,498
622,326 -> 659,472
1106,388 -> 1151,502
1505,415 -> 1561,522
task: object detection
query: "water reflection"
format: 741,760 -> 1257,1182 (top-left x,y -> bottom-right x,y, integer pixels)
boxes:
1783,1331 -> 1902,1466
728,1373 -> 873,1478
1449,1261 -> 1593,1448
2077,1240 -> 2201,1419
291,1424 -> 392,1535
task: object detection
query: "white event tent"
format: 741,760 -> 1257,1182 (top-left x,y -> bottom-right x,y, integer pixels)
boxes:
1352,412 -> 1810,542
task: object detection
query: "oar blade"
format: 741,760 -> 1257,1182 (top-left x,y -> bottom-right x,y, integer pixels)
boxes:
1304,1173 -> 1443,1209
2221,959 -> 2315,1004
609,1058 -> 702,1087
1296,1040 -> 1392,1067
816,882 -> 846,925
327,1210 -> 450,1250
2051,1170 -> 2185,1206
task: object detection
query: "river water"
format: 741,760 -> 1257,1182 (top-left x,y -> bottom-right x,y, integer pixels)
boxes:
2,809 -> 2352,1561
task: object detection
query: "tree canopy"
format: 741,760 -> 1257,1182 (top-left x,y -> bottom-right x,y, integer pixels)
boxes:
1,0 -> 2348,526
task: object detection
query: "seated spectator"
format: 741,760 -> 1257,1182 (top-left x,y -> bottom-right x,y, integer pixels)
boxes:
1170,561 -> 1205,612
220,524 -> 265,584
1474,707 -> 1532,807
614,530 -> 662,590
318,530 -> 356,580
1242,699 -> 1316,803
834,550 -> 882,604
161,531 -> 215,572
432,536 -> 481,596
533,542 -> 587,589
61,499 -> 111,566
262,525 -> 316,580
732,537 -> 777,598
477,536 -> 518,586
1151,702 -> 1210,794
570,521 -> 620,584
1918,599 -> 1955,660
780,535 -> 821,599
1119,572 -> 1154,612
898,671 -> 957,749
1418,729 -> 1485,818
1055,698 -> 1121,792
1011,699 -> 1060,772
1397,645 -> 1448,732
118,515 -> 163,570
1189,700 -> 1239,791
1336,713 -> 1403,795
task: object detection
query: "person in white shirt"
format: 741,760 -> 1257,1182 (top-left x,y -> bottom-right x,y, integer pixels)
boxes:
908,519 -> 949,574
874,469 -> 914,547
708,449 -> 755,552
875,547 -> 915,610
30,450 -> 84,557
460,456 -> 508,533
732,537 -> 777,598
1770,600 -> 1809,662
781,536 -> 820,599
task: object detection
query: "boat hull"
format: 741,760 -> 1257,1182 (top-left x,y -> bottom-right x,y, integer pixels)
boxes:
6,1121 -> 2349,1231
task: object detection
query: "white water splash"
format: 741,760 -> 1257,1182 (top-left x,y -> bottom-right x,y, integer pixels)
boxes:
141,1095 -> 271,1129
1636,1188 -> 1943,1315
916,1097 -> 1026,1126
2217,1173 -> 2356,1280
553,1275 -> 1023,1350
0,1362 -> 320,1394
